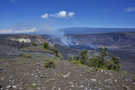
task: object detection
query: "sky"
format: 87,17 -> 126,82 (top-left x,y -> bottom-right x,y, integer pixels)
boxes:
0,0 -> 135,33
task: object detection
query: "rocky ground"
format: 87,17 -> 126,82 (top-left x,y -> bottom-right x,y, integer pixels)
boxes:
0,49 -> 135,90
0,34 -> 135,90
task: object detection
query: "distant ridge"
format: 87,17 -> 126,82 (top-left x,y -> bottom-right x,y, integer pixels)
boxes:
59,27 -> 135,35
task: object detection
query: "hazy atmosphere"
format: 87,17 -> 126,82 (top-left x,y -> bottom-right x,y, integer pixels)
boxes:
0,0 -> 135,90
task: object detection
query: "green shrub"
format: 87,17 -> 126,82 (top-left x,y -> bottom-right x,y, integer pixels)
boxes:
111,56 -> 120,71
69,56 -> 83,65
44,42 -> 49,49
44,59 -> 55,69
71,60 -> 79,64
98,47 -> 108,68
50,47 -> 60,57
101,56 -> 120,71
105,60 -> 114,70
69,56 -> 79,61
32,43 -> 37,46
53,48 -> 59,57
23,54 -> 32,58
43,43 -> 61,57
99,47 -> 108,56
68,47 -> 121,71
112,56 -> 120,64
69,57 -> 73,62
69,59 -> 82,65
88,56 -> 99,68
112,64 -> 120,71
74,56 -> 80,60
80,50 -> 88,64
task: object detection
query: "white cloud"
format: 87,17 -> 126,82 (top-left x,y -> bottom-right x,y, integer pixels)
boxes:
125,7 -> 135,12
68,12 -> 75,17
57,10 -> 67,17
41,13 -> 49,19
0,27 -> 36,34
41,10 -> 75,19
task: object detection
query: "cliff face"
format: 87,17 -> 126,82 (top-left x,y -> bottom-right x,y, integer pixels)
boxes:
0,34 -> 46,57
42,32 -> 135,72
63,32 -> 135,72
66,32 -> 135,49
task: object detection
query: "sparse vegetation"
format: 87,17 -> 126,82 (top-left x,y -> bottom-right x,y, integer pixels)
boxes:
98,47 -> 108,68
44,59 -> 55,69
80,50 -> 88,64
32,43 -> 37,46
44,42 -> 49,49
69,59 -> 82,65
111,56 -> 120,71
43,42 -> 61,57
88,56 -> 99,68
69,47 -> 121,71
58,72 -> 63,77
51,48 -> 59,57
23,54 -> 32,58
69,56 -> 79,61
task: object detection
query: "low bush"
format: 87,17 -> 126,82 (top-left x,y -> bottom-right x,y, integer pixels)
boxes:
68,47 -> 121,71
23,54 -> 32,58
44,59 -> 55,69
69,57 -> 82,65
80,50 -> 88,64
43,43 -> 61,57
88,56 -> 99,68
51,48 -> 59,57
32,43 -> 37,46
70,60 -> 82,65
44,42 -> 49,49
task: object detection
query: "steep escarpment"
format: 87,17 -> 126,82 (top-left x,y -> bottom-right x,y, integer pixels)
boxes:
66,32 -> 135,72
0,34 -> 47,57
42,32 -> 135,72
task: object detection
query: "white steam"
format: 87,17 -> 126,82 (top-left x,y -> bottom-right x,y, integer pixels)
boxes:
46,29 -> 73,46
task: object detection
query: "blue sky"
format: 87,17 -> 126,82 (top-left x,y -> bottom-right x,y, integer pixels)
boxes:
0,0 -> 135,33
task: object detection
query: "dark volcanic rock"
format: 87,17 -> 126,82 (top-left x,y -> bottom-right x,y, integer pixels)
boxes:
0,39 -> 23,57
0,34 -> 46,57
0,45 -> 22,57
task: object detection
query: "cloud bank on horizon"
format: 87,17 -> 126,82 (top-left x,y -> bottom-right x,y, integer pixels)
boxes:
41,10 -> 75,19
0,27 -> 36,34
